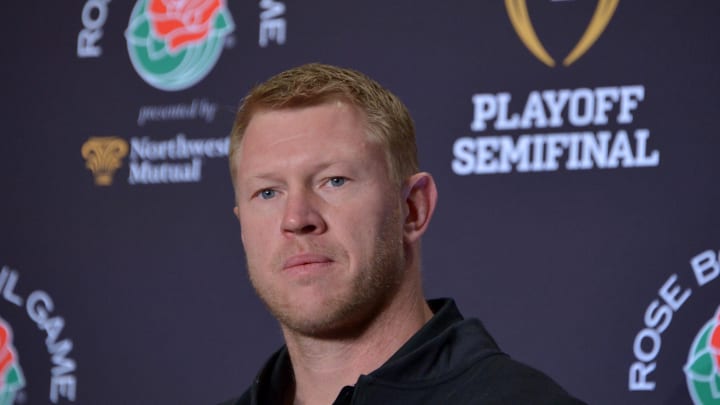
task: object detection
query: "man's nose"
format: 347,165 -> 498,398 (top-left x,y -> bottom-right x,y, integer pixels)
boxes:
281,189 -> 327,235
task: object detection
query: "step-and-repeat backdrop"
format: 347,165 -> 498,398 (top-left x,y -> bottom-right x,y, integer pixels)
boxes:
2,1 -> 719,404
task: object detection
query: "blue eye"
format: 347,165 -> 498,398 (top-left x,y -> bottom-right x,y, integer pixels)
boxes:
259,189 -> 276,200
328,177 -> 346,187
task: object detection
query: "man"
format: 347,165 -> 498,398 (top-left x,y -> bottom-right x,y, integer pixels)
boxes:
222,63 -> 585,405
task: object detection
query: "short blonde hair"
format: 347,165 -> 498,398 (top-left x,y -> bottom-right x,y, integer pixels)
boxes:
229,63 -> 418,186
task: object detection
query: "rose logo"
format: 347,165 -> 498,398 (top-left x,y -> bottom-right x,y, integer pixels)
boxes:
0,319 -> 25,405
685,306 -> 720,405
149,0 -> 222,52
125,0 -> 234,91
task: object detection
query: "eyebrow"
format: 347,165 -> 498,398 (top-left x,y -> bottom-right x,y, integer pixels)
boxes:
241,160 -> 355,182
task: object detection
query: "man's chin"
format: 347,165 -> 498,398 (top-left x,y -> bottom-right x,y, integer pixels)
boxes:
273,299 -> 379,340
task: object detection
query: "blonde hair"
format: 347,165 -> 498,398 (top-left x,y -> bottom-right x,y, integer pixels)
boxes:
229,63 -> 418,185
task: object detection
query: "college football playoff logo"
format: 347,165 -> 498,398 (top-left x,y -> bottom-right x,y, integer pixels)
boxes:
505,0 -> 619,67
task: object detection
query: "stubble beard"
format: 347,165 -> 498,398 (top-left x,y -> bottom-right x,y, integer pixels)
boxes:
247,213 -> 407,339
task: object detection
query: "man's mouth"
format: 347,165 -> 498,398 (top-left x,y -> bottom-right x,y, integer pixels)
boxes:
282,254 -> 333,271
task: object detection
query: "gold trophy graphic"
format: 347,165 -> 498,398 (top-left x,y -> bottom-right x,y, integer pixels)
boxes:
505,0 -> 619,67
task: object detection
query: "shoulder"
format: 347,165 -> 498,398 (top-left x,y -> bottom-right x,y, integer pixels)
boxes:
422,303 -> 585,403
463,354 -> 587,404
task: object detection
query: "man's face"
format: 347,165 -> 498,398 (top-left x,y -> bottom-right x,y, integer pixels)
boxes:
233,101 -> 407,338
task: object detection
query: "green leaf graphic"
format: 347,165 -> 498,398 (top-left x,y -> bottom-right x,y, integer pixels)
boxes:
690,351 -> 714,379
126,15 -> 150,45
6,367 -> 20,387
215,10 -> 232,30
149,36 -> 167,57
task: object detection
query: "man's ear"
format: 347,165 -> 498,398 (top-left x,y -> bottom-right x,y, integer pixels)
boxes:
402,172 -> 438,243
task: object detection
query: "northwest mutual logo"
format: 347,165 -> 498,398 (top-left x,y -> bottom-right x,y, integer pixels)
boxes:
125,0 -> 235,91
0,318 -> 25,405
685,306 -> 720,405
505,0 -> 619,67
81,135 -> 229,186
81,137 -> 130,186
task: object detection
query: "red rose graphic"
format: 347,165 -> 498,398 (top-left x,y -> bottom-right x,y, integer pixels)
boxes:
148,0 -> 222,52
712,310 -> 720,371
0,326 -> 14,386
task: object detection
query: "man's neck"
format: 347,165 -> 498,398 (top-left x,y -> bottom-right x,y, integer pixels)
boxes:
282,282 -> 433,405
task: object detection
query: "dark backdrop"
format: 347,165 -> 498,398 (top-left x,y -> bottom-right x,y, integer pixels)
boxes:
1,1 -> 718,404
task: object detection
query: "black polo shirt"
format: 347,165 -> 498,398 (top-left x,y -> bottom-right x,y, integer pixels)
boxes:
219,299 -> 586,405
